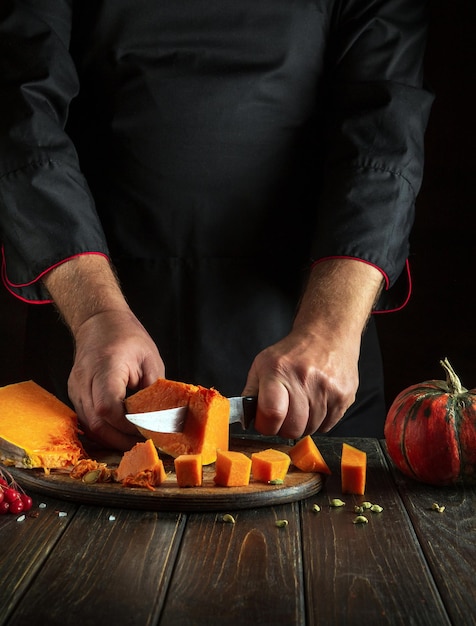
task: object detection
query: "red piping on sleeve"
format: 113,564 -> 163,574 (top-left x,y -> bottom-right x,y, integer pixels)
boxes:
310,256 -> 412,314
1,247 -> 110,305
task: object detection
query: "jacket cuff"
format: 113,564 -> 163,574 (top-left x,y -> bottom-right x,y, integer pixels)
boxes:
1,249 -> 110,304
311,256 -> 411,313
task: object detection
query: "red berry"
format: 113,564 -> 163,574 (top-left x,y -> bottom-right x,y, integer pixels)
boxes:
4,487 -> 20,503
0,489 -> 4,505
20,494 -> 33,511
0,500 -> 9,515
0,477 -> 7,488
9,499 -> 24,515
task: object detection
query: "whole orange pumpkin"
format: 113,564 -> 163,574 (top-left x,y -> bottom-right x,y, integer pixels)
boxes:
384,358 -> 476,486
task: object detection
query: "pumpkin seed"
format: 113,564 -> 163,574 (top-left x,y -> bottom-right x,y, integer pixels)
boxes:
222,514 -> 236,524
361,501 -> 373,510
353,515 -> 369,524
431,502 -> 445,513
275,519 -> 289,528
370,504 -> 383,513
354,505 -> 364,514
312,504 -> 321,513
82,469 -> 102,484
268,479 -> 284,485
329,498 -> 346,508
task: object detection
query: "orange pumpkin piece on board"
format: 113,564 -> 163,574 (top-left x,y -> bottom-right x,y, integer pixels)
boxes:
341,443 -> 367,495
125,378 -> 229,465
214,450 -> 252,487
116,439 -> 166,489
251,448 -> 291,483
0,380 -> 85,473
289,436 -> 331,474
174,454 -> 203,487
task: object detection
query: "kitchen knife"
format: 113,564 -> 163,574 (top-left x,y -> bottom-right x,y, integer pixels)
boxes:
125,396 -> 257,433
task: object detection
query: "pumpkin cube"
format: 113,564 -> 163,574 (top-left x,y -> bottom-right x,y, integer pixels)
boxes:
174,454 -> 203,487
214,450 -> 251,487
251,448 -> 291,483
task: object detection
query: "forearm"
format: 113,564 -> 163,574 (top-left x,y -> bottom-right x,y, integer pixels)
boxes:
42,254 -> 130,336
293,258 -> 384,340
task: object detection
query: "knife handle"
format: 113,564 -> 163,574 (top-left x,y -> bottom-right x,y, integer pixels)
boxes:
242,396 -> 258,429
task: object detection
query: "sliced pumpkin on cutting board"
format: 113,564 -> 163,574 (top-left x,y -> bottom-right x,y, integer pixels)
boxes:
214,449 -> 252,487
125,378 -> 230,465
0,380 -> 85,473
251,448 -> 291,483
116,438 -> 166,488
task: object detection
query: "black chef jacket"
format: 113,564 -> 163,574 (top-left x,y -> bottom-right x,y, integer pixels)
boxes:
0,0 -> 433,437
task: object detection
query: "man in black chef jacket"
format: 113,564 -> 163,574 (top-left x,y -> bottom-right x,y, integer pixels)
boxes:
0,0 -> 433,450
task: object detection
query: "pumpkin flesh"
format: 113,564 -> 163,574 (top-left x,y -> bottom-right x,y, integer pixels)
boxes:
214,450 -> 251,487
0,380 -> 85,472
125,378 -> 230,465
251,448 -> 291,483
289,435 -> 331,474
341,443 -> 366,495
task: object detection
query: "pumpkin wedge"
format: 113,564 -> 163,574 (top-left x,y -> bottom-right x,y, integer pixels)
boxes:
125,378 -> 230,464
289,436 -> 331,474
116,438 -> 166,488
341,443 -> 367,495
0,380 -> 85,473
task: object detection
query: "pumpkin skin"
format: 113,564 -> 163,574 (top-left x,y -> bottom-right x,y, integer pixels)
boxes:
384,359 -> 476,486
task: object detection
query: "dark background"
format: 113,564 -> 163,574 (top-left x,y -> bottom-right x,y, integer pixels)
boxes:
1,0 -> 475,406
375,0 -> 476,401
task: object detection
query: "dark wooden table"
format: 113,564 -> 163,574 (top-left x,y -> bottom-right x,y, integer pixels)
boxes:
1,437 -> 474,625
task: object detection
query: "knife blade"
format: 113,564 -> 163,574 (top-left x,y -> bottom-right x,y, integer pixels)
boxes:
125,396 -> 257,434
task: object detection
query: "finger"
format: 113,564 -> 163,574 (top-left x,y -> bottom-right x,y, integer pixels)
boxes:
253,380 -> 290,436
300,391 -> 328,436
91,370 -> 139,436
80,415 -> 142,451
277,387 -> 315,439
126,348 -> 165,391
70,386 -> 136,450
317,402 -> 350,434
140,353 -> 165,389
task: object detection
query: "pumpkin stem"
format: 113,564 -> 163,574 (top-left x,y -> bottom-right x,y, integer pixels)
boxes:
439,358 -> 466,394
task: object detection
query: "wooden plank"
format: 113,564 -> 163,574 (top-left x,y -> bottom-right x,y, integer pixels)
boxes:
5,505 -> 186,626
7,438 -> 322,511
300,438 -> 451,625
159,502 -> 305,625
381,441 -> 476,626
0,495 -> 78,625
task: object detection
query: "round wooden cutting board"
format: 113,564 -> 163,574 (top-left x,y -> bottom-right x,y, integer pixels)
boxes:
6,438 -> 324,512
